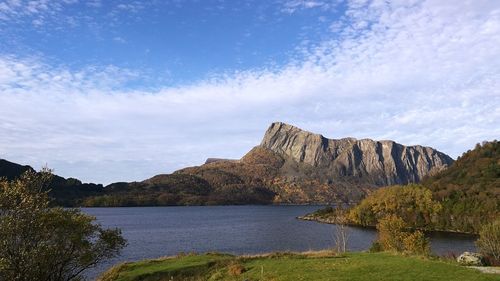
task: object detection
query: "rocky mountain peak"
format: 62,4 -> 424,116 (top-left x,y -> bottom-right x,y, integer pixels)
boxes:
259,122 -> 454,185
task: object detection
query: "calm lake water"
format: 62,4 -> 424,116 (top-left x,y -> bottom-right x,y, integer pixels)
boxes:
83,205 -> 476,280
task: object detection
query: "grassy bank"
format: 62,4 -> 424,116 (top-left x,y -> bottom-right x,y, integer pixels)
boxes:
98,251 -> 499,281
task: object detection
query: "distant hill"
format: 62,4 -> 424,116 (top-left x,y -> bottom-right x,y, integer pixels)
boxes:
1,122 -> 455,206
0,159 -> 104,206
0,159 -> 32,181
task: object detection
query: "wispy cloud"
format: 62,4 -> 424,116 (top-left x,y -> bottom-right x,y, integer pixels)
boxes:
115,2 -> 144,13
280,0 -> 340,14
86,0 -> 101,8
0,0 -> 75,24
0,0 -> 499,184
113,36 -> 126,43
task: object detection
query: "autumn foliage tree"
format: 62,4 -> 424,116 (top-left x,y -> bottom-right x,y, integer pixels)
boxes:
376,215 -> 430,256
348,184 -> 442,230
0,169 -> 126,281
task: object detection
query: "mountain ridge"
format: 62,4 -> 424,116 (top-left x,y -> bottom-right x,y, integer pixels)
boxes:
260,122 -> 453,186
0,122 -> 455,206
172,122 -> 453,204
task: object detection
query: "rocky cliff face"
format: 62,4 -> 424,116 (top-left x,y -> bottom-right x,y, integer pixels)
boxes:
260,122 -> 454,186
173,122 -> 454,204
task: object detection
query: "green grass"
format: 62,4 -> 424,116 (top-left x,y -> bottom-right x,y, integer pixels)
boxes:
99,251 -> 500,281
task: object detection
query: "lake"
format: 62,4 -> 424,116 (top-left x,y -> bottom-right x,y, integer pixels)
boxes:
83,205 -> 476,279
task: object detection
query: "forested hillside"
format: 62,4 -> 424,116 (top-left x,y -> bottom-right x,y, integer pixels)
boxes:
422,140 -> 499,232
306,140 -> 499,233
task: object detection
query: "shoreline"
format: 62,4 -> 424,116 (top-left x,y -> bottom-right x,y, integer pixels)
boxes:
77,203 -> 333,208
297,215 -> 478,236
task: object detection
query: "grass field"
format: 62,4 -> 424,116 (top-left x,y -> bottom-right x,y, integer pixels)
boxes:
98,251 -> 500,281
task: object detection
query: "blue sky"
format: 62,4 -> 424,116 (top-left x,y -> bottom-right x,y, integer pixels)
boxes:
0,0 -> 499,184
1,0 -> 345,86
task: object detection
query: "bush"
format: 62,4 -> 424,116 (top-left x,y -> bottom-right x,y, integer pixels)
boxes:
227,262 -> 246,276
476,219 -> 500,261
377,215 -> 407,252
369,241 -> 383,253
403,231 -> 430,256
376,215 -> 430,255
348,185 -> 442,229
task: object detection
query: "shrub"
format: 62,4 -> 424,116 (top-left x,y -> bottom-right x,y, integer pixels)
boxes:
403,231 -> 430,256
377,215 -> 407,252
376,215 -> 430,255
227,262 -> 246,276
348,185 -> 442,229
369,241 -> 383,253
476,219 -> 500,261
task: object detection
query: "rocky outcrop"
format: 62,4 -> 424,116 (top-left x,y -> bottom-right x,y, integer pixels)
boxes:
204,158 -> 238,164
260,122 -> 454,186
457,252 -> 485,266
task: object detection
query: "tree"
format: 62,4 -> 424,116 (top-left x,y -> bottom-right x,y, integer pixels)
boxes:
348,185 -> 442,229
0,169 -> 127,281
376,215 -> 407,252
332,208 -> 349,253
376,214 -> 430,255
403,231 -> 430,256
476,219 -> 500,261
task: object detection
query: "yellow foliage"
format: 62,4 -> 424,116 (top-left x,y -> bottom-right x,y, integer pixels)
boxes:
377,215 -> 407,252
348,184 -> 442,229
403,231 -> 430,256
376,215 -> 430,256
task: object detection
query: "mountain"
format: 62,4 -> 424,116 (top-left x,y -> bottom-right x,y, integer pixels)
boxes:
0,159 -> 104,206
172,122 -> 453,204
1,122 -> 455,206
261,122 -> 453,186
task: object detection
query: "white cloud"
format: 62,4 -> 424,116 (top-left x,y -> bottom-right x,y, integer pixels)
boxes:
0,0 -> 499,184
113,36 -> 126,43
86,0 -> 101,8
115,2 -> 143,13
281,0 -> 340,13
0,0 -> 69,22
0,0 -> 144,31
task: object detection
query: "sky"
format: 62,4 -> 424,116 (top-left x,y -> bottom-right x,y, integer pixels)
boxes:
0,0 -> 499,184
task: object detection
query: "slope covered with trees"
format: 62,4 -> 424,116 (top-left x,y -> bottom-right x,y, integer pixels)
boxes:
422,140 -> 499,232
